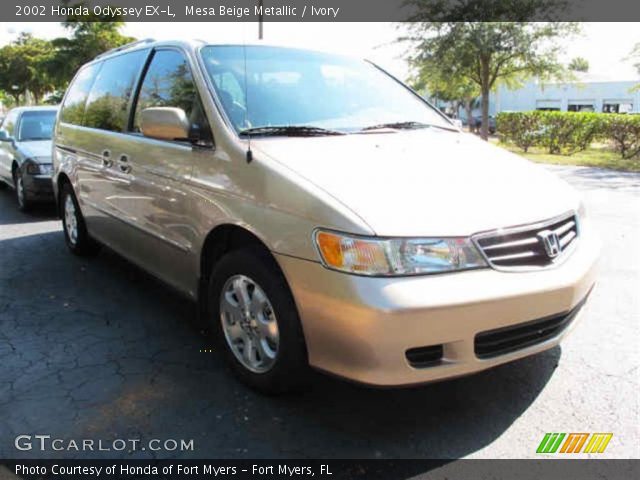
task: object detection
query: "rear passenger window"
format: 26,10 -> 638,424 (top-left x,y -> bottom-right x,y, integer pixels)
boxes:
60,63 -> 101,125
133,49 -> 212,144
83,50 -> 148,132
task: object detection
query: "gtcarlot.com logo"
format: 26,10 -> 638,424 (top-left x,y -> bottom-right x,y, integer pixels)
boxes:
536,433 -> 613,454
15,435 -> 194,452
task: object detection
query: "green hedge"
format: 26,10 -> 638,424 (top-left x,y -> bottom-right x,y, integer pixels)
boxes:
496,111 -> 640,159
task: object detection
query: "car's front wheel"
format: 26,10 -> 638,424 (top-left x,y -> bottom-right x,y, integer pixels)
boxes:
13,168 -> 31,211
60,183 -> 100,256
208,247 -> 309,394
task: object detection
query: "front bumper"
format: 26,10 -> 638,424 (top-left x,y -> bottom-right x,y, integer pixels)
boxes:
23,174 -> 54,202
275,226 -> 600,387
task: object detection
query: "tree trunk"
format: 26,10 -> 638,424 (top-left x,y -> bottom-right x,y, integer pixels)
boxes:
11,93 -> 21,106
464,102 -> 473,133
480,56 -> 491,141
481,87 -> 489,140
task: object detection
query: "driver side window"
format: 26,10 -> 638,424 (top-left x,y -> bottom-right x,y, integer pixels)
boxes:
210,71 -> 246,129
133,49 -> 212,145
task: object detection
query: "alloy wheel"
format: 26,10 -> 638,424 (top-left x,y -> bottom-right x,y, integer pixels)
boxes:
64,194 -> 78,246
15,174 -> 25,208
219,274 -> 280,373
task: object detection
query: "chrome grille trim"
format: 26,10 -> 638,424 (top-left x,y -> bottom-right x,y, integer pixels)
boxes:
472,211 -> 579,271
482,237 -> 539,251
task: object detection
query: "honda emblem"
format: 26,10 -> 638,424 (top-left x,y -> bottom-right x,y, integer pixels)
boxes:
538,230 -> 561,258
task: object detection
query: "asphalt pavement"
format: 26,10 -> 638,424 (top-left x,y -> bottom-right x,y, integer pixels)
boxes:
0,165 -> 638,460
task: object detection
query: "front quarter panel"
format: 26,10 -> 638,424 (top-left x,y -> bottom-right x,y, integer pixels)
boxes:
188,139 -> 375,264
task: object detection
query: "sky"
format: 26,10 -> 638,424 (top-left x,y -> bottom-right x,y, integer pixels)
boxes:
0,22 -> 638,82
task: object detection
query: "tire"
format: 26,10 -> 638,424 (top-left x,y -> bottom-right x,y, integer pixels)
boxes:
13,167 -> 31,212
208,247 -> 309,394
60,182 -> 100,256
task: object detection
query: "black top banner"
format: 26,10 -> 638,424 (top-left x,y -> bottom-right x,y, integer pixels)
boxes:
3,0 -> 640,22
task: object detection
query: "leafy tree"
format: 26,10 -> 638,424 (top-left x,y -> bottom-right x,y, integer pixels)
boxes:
627,43 -> 640,92
0,33 -> 56,105
401,1 -> 578,139
48,2 -> 134,88
630,43 -> 640,75
0,44 -> 26,105
0,2 -> 134,106
0,90 -> 17,109
409,58 -> 480,128
569,57 -> 589,73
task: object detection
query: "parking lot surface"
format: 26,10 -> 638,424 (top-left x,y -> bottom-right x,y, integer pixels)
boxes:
0,165 -> 638,460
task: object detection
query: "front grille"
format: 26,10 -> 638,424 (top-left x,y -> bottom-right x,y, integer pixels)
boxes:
406,345 -> 443,368
474,294 -> 588,359
473,212 -> 578,270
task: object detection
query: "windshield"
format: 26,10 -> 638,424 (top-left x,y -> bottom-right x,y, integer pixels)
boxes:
200,46 -> 453,134
18,110 -> 56,141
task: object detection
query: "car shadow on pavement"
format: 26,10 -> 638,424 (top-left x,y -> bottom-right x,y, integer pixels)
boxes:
0,192 -> 561,462
0,188 -> 58,225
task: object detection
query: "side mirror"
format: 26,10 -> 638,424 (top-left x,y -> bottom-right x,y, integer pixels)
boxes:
0,130 -> 11,142
140,107 -> 190,141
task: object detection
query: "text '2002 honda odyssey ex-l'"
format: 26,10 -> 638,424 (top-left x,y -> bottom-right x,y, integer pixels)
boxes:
53,40 -> 599,393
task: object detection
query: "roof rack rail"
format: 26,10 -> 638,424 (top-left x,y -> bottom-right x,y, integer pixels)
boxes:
94,38 -> 156,60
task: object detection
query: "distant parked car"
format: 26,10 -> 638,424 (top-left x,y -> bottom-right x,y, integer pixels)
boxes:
0,106 -> 58,210
471,115 -> 496,134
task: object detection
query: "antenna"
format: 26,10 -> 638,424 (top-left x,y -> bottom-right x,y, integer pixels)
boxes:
258,0 -> 264,40
243,32 -> 252,164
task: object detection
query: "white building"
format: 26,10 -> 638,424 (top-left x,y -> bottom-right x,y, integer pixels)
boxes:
437,73 -> 640,122
490,73 -> 639,116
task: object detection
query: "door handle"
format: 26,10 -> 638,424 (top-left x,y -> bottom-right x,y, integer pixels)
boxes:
117,154 -> 132,174
101,150 -> 113,168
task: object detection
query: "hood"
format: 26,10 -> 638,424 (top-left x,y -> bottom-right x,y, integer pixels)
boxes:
254,129 -> 580,237
18,140 -> 52,162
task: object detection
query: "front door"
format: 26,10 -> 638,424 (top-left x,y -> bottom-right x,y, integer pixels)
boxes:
120,48 -> 215,295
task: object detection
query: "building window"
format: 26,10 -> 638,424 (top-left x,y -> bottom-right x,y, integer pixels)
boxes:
536,100 -> 561,111
603,102 -> 633,114
568,104 -> 595,112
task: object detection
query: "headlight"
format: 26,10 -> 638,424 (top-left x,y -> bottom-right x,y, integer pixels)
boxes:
39,164 -> 53,175
24,158 -> 53,175
314,230 -> 487,276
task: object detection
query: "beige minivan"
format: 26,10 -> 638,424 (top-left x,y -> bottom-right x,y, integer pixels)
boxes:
53,39 -> 599,392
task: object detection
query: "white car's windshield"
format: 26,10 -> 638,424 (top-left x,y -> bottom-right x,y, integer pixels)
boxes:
200,45 -> 454,135
18,110 -> 56,141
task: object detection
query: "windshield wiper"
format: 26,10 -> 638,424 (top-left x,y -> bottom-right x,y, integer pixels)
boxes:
360,121 -> 455,132
238,125 -> 346,137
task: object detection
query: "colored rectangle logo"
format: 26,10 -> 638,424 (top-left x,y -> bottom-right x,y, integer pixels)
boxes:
537,433 -> 612,454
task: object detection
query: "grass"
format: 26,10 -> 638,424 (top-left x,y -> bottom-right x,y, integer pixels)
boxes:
490,139 -> 640,172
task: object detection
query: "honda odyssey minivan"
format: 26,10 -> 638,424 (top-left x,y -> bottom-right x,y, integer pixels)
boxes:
53,39 -> 599,392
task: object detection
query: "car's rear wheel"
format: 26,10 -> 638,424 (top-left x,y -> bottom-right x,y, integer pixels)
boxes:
60,183 -> 100,256
13,168 -> 31,211
208,247 -> 309,394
